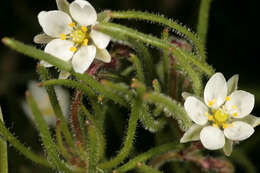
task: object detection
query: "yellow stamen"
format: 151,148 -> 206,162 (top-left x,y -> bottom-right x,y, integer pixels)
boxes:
232,105 -> 237,109
213,123 -> 218,128
208,99 -> 216,107
70,46 -> 77,52
230,123 -> 234,127
233,112 -> 238,117
222,123 -> 228,129
81,26 -> 87,32
60,33 -> 66,40
226,96 -> 230,101
205,112 -> 209,116
208,115 -> 214,120
69,22 -> 76,27
82,39 -> 88,46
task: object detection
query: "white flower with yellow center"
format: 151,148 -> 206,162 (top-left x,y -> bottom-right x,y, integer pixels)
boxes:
22,81 -> 70,127
37,0 -> 111,74
181,73 -> 258,154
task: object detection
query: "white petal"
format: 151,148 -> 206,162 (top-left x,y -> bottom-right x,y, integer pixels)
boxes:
90,30 -> 110,49
204,73 -> 227,109
44,39 -> 74,61
200,126 -> 225,150
72,45 -> 96,73
69,0 -> 97,26
38,10 -> 72,37
28,81 -> 49,108
184,96 -> 208,125
224,121 -> 254,141
95,48 -> 111,63
225,90 -> 255,118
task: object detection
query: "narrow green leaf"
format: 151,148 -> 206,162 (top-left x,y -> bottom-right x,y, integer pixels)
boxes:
197,0 -> 212,46
41,79 -> 96,99
26,92 -> 71,172
110,11 -> 207,61
180,124 -> 203,143
0,119 -> 52,168
95,22 -> 208,95
86,122 -> 99,172
130,53 -> 145,82
73,72 -> 128,107
227,74 -> 239,95
37,66 -> 75,149
98,99 -> 141,170
136,163 -> 162,173
115,143 -> 183,173
80,104 -> 105,162
56,0 -> 70,14
144,92 -> 192,131
2,37 -> 72,72
0,107 -> 8,173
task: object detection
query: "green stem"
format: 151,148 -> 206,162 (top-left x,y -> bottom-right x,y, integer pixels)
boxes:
37,65 -> 75,149
162,29 -> 170,94
115,143 -> 183,173
109,10 -> 206,60
0,120 -> 52,168
197,0 -> 212,46
98,99 -> 141,170
0,107 -> 8,173
2,38 -> 72,72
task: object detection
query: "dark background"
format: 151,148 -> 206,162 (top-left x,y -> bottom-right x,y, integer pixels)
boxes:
0,0 -> 259,172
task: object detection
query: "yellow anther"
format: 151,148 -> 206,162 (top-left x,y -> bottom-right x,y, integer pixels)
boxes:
208,99 -> 216,107
69,22 -> 76,27
233,112 -> 238,117
205,112 -> 209,116
70,46 -> 77,52
208,115 -> 214,120
232,105 -> 237,109
226,96 -> 230,101
81,26 -> 87,32
222,123 -> 228,129
60,33 -> 66,40
230,123 -> 235,127
82,39 -> 88,46
213,123 -> 218,128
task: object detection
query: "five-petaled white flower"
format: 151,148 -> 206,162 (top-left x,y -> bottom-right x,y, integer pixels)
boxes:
22,81 -> 70,127
37,0 -> 111,74
181,73 -> 256,152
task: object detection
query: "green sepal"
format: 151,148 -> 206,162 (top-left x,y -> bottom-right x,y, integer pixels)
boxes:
97,10 -> 111,22
56,0 -> 70,14
227,74 -> 239,95
223,138 -> 233,157
239,114 -> 260,128
33,34 -> 54,44
180,124 -> 203,143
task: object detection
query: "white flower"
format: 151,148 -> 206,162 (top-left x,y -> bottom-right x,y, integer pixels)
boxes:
37,0 -> 111,74
22,81 -> 70,127
181,73 -> 256,152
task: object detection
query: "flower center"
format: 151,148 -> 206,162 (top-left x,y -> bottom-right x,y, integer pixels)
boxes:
71,29 -> 86,43
214,110 -> 228,123
60,23 -> 89,52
